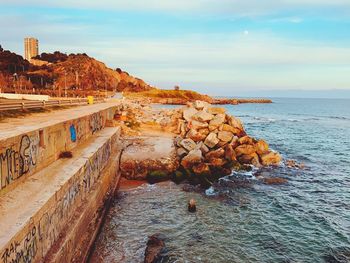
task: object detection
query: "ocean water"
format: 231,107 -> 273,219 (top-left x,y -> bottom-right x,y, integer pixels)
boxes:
90,98 -> 350,263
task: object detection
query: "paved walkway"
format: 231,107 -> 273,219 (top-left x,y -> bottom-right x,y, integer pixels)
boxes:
0,102 -> 117,140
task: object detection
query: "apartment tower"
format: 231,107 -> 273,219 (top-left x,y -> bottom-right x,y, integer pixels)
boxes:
24,37 -> 39,62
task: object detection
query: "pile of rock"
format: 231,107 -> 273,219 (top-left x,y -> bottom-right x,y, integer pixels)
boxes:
174,101 -> 281,186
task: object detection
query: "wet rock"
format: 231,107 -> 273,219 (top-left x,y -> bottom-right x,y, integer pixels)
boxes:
193,163 -> 211,176
188,199 -> 197,212
255,139 -> 269,155
144,234 -> 166,263
147,170 -> 170,184
262,177 -> 288,185
180,138 -> 197,151
172,170 -> 186,184
204,132 -> 220,148
218,131 -> 233,142
238,153 -> 260,167
181,149 -> 203,169
208,157 -> 227,168
205,148 -> 225,159
238,136 -> 254,145
260,151 -> 282,166
235,144 -> 256,156
224,144 -> 237,162
285,159 -> 305,169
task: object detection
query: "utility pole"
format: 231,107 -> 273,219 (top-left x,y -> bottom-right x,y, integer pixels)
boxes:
64,70 -> 67,97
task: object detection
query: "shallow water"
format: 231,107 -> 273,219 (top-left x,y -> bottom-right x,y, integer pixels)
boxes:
90,98 -> 350,263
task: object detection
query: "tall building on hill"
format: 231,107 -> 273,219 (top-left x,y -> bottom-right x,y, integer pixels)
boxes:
24,37 -> 39,62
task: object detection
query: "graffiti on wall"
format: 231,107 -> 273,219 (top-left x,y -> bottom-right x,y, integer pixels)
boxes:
0,134 -> 39,190
90,113 -> 104,134
69,125 -> 77,142
0,140 -> 112,263
1,225 -> 38,263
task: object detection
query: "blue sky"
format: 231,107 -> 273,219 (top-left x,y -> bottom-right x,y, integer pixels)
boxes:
1,0 -> 350,97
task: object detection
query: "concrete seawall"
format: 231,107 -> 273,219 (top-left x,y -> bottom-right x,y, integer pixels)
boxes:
0,103 -> 122,262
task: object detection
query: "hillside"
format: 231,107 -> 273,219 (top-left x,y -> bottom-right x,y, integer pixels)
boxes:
0,46 -> 153,94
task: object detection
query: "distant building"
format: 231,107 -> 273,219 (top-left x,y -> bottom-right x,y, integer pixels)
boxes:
24,37 -> 39,62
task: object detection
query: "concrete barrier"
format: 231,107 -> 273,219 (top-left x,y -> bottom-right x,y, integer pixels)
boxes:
0,93 -> 50,101
0,127 -> 121,263
0,105 -> 116,193
0,103 -> 123,263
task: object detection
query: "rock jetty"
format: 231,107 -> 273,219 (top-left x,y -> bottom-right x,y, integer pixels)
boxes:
174,101 -> 281,187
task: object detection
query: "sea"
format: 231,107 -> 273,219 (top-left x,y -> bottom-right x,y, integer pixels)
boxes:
89,98 -> 350,263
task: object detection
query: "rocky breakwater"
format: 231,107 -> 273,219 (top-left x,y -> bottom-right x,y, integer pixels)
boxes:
174,101 -> 281,187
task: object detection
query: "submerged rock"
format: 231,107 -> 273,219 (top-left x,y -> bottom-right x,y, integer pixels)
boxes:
144,234 -> 166,263
262,177 -> 288,185
188,199 -> 197,212
260,151 -> 282,166
147,170 -> 170,184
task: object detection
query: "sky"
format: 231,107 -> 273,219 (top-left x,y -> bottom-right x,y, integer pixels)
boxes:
1,0 -> 350,97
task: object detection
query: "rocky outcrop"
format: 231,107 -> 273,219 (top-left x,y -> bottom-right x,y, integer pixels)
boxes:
174,101 -> 281,187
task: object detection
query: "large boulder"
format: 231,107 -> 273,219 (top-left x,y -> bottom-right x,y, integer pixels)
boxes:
183,107 -> 198,122
192,163 -> 211,176
235,144 -> 256,156
224,144 -> 237,162
260,151 -> 281,166
228,116 -> 244,130
193,100 -> 210,110
237,152 -> 261,167
186,129 -> 207,142
208,107 -> 226,115
189,120 -> 209,130
238,136 -> 254,145
217,131 -> 233,142
180,138 -> 197,151
219,124 -> 242,136
192,111 -> 214,122
255,140 -> 269,155
205,148 -> 225,159
197,127 -> 210,136
181,149 -> 203,169
208,157 -> 227,168
209,114 -> 226,127
204,132 -> 220,148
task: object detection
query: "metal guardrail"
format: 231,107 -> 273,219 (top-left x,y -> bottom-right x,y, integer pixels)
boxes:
0,98 -> 105,111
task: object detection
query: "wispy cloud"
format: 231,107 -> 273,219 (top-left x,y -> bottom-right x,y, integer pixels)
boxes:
1,0 -> 350,94
2,0 -> 350,16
